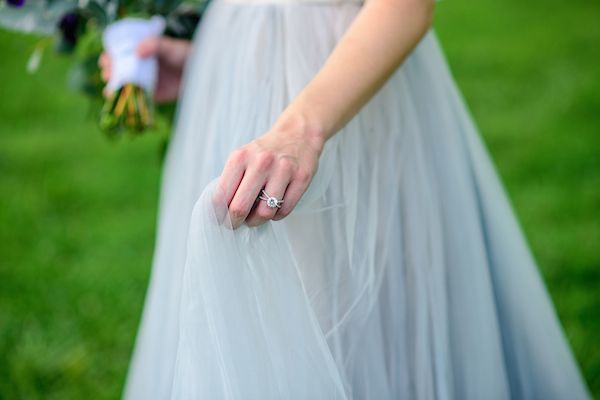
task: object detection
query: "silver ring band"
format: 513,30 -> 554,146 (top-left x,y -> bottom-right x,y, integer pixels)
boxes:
258,189 -> 284,209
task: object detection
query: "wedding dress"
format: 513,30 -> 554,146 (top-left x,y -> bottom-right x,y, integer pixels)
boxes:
122,0 -> 592,398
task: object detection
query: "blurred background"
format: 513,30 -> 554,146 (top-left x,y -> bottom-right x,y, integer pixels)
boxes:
0,0 -> 598,398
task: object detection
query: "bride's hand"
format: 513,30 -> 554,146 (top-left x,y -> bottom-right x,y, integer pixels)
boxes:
99,36 -> 192,103
217,117 -> 325,229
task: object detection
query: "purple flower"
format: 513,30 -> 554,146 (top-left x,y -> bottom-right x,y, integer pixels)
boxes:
58,11 -> 83,48
6,0 -> 26,7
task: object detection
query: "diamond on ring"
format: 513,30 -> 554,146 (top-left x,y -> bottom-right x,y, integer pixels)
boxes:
258,189 -> 283,209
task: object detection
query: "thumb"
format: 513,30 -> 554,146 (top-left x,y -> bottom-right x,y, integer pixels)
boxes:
136,37 -> 160,58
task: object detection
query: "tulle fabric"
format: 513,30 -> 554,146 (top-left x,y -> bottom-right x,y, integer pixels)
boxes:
123,1 -> 592,399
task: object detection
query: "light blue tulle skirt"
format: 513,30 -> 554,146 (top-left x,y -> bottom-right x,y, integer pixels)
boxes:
122,0 -> 592,398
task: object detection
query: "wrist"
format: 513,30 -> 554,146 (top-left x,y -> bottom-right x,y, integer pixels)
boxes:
273,101 -> 329,154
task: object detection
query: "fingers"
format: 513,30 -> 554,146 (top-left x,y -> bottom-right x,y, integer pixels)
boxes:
99,38 -> 159,81
272,168 -> 312,221
99,52 -> 111,82
99,52 -> 113,98
136,37 -> 161,59
245,162 -> 292,227
227,155 -> 272,229
99,37 -> 160,96
218,149 -> 248,205
139,36 -> 192,70
214,149 -> 247,225
218,139 -> 317,229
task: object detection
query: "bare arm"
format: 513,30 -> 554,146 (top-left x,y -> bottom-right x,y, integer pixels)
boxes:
276,0 -> 435,142
217,0 -> 435,228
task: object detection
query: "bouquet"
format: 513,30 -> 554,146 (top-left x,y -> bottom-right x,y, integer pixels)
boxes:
0,0 -> 209,136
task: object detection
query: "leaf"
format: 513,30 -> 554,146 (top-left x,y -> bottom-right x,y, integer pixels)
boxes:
26,46 -> 44,74
81,1 -> 110,27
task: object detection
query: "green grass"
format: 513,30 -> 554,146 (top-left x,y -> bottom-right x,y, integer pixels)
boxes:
435,0 -> 600,395
0,0 -> 598,398
0,32 -> 165,399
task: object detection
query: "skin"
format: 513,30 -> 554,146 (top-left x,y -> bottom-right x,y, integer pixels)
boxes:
100,0 -> 435,229
99,36 -> 192,103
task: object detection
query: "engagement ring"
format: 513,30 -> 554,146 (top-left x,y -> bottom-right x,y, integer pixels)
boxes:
258,189 -> 284,209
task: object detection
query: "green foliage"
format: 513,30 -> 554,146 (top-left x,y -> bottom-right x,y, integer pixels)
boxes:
0,29 -> 167,400
0,0 -> 208,97
67,24 -> 104,96
0,0 -> 598,399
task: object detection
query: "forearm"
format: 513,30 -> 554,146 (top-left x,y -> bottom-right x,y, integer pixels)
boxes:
273,0 -> 435,147
218,0 -> 436,227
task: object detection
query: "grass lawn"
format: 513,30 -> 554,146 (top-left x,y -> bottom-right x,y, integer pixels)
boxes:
0,0 -> 598,398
